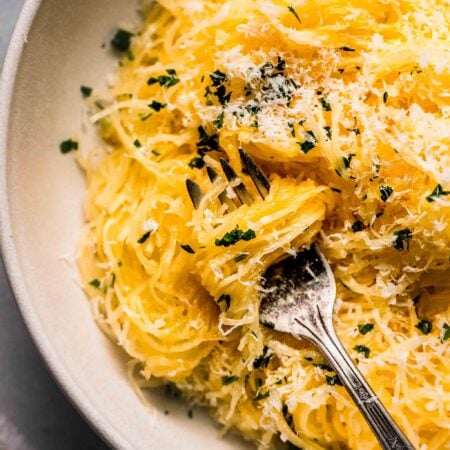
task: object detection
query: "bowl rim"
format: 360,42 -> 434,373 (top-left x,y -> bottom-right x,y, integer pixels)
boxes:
0,1 -> 126,448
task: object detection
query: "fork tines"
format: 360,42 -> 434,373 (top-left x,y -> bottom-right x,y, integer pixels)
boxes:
186,148 -> 270,211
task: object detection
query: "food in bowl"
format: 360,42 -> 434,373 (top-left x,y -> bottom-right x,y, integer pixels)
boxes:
73,0 -> 450,448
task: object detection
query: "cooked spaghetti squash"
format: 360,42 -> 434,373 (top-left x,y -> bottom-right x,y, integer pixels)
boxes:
77,0 -> 450,448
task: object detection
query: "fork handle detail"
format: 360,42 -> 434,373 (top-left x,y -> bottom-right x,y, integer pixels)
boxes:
308,325 -> 414,450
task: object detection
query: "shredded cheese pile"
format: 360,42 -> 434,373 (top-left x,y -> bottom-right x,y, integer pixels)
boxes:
78,0 -> 450,448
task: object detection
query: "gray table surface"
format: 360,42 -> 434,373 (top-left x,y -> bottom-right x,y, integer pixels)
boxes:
0,2 -> 109,449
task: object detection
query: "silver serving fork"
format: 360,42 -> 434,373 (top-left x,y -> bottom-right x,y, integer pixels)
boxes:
186,149 -> 414,450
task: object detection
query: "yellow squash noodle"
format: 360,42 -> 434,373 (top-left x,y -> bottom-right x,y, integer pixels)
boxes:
77,0 -> 450,448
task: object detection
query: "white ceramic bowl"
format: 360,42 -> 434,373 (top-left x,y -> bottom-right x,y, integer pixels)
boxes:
0,1 -> 251,448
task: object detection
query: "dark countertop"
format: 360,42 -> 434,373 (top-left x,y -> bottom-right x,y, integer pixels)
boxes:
0,2 -> 109,448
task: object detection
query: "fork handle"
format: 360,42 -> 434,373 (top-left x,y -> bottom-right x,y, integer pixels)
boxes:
309,326 -> 414,450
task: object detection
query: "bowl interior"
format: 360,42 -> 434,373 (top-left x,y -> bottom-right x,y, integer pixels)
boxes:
1,1 -> 251,448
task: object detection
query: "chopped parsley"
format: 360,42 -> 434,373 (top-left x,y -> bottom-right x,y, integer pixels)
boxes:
339,46 -> 355,52
217,294 -> 231,310
288,122 -> 296,137
351,127 -> 361,135
60,138 -> 78,154
147,69 -> 180,88
253,346 -> 272,369
80,86 -> 93,98
358,323 -> 374,335
180,244 -> 195,254
379,185 -> 393,202
197,126 -> 219,155
415,320 -> 432,335
133,139 -> 142,148
137,231 -> 152,244
298,131 -> 317,154
148,101 -> 166,112
383,91 -> 389,103
393,228 -> 412,251
151,149 -> 161,156
320,97 -> 331,111
222,375 -> 239,385
325,375 -> 343,386
343,153 -> 355,169
262,320 -> 275,329
188,156 -> 205,169
111,29 -> 134,52
212,111 -> 225,129
324,126 -> 332,140
352,220 -> 365,232
255,390 -> 270,401
441,323 -> 450,342
89,279 -> 101,289
234,253 -> 248,262
213,85 -> 231,105
353,345 -> 370,358
426,184 -> 450,202
210,70 -> 227,86
215,226 -> 256,247
287,5 -> 302,23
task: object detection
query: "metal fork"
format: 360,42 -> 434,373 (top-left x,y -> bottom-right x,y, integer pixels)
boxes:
186,149 -> 413,450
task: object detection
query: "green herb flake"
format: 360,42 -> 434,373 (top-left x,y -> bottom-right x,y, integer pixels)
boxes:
393,228 -> 412,251
133,139 -> 142,148
320,97 -> 331,111
234,253 -> 248,262
212,111 -> 225,129
383,91 -> 389,103
352,220 -> 365,232
151,149 -> 161,156
287,122 -> 296,137
80,86 -> 93,98
148,101 -> 166,112
140,112 -> 152,121
215,226 -> 256,247
137,231 -> 152,244
339,46 -> 355,52
304,356 -> 313,362
147,69 -> 180,88
213,85 -> 231,105
262,320 -> 275,329
358,323 -> 374,335
343,153 -> 355,169
60,139 -> 79,154
253,346 -> 272,369
111,29 -> 134,52
441,323 -> 450,342
415,320 -> 432,335
287,5 -> 302,24
188,156 -> 205,169
197,126 -> 219,155
325,375 -> 343,386
353,345 -> 370,358
222,375 -> 239,385
324,126 -> 332,140
210,70 -> 227,87
180,244 -> 195,254
298,131 -> 317,154
380,185 -> 393,202
89,279 -> 101,289
426,184 -> 450,202
255,390 -> 270,401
